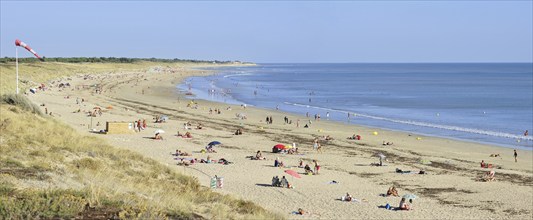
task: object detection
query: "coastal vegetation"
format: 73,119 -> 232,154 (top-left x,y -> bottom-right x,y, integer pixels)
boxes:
0,57 -> 246,64
0,61 -> 280,219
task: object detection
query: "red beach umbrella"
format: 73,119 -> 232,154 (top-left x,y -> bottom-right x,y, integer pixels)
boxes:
273,144 -> 287,150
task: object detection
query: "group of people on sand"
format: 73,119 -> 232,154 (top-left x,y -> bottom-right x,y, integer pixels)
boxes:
205,145 -> 217,153
209,108 -> 222,114
271,176 -> 292,188
383,186 -> 414,211
298,159 -> 320,175
382,141 -> 394,146
348,134 -> 362,140
173,149 -> 191,156
134,119 -> 147,132
274,157 -> 285,168
265,116 -> 274,124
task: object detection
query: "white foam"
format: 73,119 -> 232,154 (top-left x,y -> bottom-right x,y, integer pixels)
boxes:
283,102 -> 533,141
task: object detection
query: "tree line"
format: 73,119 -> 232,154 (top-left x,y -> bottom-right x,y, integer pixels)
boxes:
0,57 -> 246,64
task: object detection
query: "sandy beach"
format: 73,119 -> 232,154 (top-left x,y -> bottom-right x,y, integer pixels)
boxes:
27,63 -> 533,219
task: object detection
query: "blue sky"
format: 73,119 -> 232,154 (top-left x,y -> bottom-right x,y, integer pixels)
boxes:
1,1 -> 532,63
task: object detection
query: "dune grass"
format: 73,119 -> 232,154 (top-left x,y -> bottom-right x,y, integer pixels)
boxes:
0,62 -> 282,219
0,61 -> 203,96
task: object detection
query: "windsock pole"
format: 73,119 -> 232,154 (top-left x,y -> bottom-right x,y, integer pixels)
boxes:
16,46 -> 19,94
15,39 -> 44,94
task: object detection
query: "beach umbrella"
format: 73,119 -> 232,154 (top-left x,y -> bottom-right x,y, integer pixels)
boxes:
402,194 -> 417,200
208,141 -> 222,146
376,153 -> 386,158
284,170 -> 301,179
93,106 -> 101,109
154,129 -> 165,134
273,144 -> 287,150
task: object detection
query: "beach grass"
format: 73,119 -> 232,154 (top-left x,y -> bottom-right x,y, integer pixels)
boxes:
0,61 -> 190,96
0,63 -> 282,219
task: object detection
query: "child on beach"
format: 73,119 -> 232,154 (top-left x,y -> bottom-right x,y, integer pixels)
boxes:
304,164 -> 313,175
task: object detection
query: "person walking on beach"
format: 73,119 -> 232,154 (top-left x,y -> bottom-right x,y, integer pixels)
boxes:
296,119 -> 300,128
525,130 -> 529,136
313,160 -> 320,175
313,138 -> 319,151
514,149 -> 518,162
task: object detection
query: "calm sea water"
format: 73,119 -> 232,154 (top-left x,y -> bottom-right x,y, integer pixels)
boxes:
178,63 -> 533,149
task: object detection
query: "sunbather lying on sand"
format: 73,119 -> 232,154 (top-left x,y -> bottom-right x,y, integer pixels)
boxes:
178,131 -> 192,138
200,156 -> 214,163
173,150 -> 191,156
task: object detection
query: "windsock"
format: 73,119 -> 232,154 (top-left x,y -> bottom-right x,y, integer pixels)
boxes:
15,39 -> 44,61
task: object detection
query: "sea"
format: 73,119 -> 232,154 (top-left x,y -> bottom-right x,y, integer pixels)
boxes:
177,63 -> 533,150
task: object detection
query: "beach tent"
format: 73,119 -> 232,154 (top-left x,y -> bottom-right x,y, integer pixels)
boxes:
272,144 -> 288,153
402,194 -> 417,200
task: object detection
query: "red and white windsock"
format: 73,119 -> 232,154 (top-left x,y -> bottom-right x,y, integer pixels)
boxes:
15,39 -> 44,61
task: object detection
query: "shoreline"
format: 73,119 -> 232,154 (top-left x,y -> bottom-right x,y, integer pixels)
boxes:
28,63 -> 533,219
177,71 -> 532,151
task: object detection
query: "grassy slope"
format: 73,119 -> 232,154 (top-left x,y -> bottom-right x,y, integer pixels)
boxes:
0,62 -> 281,219
1,61 -> 188,95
